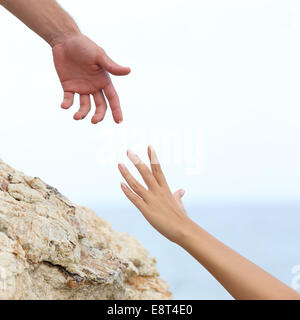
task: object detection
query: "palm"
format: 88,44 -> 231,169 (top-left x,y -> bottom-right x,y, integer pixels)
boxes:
52,35 -> 130,124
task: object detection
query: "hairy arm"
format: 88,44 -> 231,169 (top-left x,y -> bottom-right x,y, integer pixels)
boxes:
118,146 -> 300,300
0,0 -> 79,46
0,0 -> 130,124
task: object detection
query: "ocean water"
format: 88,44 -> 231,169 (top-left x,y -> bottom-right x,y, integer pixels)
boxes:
87,202 -> 300,300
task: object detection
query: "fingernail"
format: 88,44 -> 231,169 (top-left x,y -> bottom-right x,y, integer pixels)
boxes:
118,119 -> 123,124
180,189 -> 185,196
118,163 -> 126,171
120,182 -> 127,189
149,145 -> 159,165
127,149 -> 140,165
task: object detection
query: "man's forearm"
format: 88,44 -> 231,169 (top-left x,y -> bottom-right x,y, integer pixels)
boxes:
0,0 -> 80,47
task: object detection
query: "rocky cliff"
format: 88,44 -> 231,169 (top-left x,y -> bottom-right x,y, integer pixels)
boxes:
0,161 -> 171,300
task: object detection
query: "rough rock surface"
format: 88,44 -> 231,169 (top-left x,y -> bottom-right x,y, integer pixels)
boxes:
0,161 -> 172,300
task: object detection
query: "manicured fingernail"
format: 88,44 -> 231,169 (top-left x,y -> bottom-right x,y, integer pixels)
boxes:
120,182 -> 127,189
118,163 -> 126,171
127,149 -> 140,164
149,145 -> 159,165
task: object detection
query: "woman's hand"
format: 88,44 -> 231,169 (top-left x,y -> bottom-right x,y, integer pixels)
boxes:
52,34 -> 130,124
118,146 -> 300,300
118,146 -> 191,243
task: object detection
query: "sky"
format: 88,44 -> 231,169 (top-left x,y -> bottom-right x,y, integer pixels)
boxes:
0,0 -> 299,206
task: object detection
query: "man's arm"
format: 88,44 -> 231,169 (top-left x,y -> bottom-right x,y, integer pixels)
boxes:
0,0 -> 79,46
0,0 -> 130,124
118,146 -> 300,300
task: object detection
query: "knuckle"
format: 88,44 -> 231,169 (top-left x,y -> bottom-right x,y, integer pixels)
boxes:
130,181 -> 139,191
130,195 -> 142,207
152,165 -> 161,174
156,186 -> 168,197
127,193 -> 135,201
140,164 -> 150,174
147,192 -> 156,202
125,189 -> 134,199
141,168 -> 150,177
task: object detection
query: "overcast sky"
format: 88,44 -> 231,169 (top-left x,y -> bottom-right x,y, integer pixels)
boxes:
0,0 -> 299,206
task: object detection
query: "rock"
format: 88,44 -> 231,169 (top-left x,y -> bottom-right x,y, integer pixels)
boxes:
0,161 -> 172,300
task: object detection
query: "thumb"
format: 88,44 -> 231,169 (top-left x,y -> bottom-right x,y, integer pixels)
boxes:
98,52 -> 131,76
173,189 -> 187,215
173,189 -> 185,204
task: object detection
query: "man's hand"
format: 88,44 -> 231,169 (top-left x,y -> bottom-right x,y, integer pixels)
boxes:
0,0 -> 131,124
52,35 -> 130,124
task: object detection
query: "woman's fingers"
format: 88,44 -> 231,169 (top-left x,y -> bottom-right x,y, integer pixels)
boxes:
173,189 -> 187,215
173,189 -> 185,204
147,146 -> 169,187
92,91 -> 107,124
174,189 -> 185,203
120,182 -> 146,212
61,91 -> 74,109
74,94 -> 91,120
118,163 -> 148,199
127,149 -> 158,190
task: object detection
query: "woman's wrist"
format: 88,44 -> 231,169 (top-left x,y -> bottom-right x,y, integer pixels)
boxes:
173,216 -> 202,247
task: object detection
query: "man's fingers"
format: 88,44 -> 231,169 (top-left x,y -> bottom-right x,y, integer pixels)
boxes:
127,149 -> 158,190
118,163 -> 148,199
74,94 -> 91,120
120,182 -> 146,212
92,91 -> 107,124
98,52 -> 131,76
147,146 -> 169,187
104,83 -> 123,123
61,92 -> 74,109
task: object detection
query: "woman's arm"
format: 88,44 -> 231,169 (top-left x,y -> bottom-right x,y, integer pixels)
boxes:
179,220 -> 299,300
0,0 -> 130,124
118,146 -> 300,300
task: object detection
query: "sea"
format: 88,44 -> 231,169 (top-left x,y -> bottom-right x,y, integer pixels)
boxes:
87,202 -> 300,300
